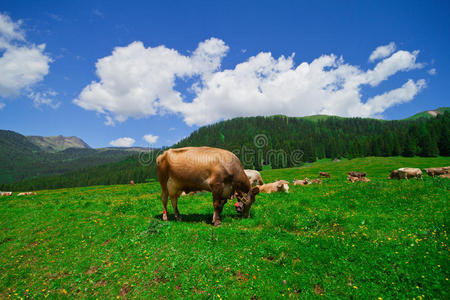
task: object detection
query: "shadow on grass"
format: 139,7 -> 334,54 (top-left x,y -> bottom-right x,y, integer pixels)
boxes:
152,213 -> 242,223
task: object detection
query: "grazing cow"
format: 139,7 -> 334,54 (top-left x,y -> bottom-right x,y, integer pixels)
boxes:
424,167 -> 450,177
348,171 -> 367,178
319,172 -> 330,178
244,169 -> 264,186
156,147 -> 259,226
17,192 -> 36,196
311,179 -> 323,184
180,190 -> 203,196
347,175 -> 370,182
439,173 -> 450,179
293,178 -> 311,185
388,168 -> 423,180
0,192 -> 12,196
257,180 -> 289,193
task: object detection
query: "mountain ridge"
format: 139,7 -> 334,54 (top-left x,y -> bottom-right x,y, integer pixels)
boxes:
27,135 -> 91,152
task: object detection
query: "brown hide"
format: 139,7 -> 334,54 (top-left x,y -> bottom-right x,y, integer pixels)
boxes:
157,147 -> 258,226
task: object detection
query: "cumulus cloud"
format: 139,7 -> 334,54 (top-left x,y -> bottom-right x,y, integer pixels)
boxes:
109,137 -> 135,147
369,42 -> 396,62
0,13 -> 52,100
74,38 -> 228,125
143,134 -> 159,144
75,39 -> 426,126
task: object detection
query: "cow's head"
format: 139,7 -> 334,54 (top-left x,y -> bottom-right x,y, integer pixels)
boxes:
235,186 -> 260,218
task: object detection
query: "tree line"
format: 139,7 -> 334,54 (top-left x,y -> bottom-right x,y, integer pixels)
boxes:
1,112 -> 448,191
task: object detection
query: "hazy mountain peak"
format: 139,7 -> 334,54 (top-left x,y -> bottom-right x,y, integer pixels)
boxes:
26,135 -> 91,152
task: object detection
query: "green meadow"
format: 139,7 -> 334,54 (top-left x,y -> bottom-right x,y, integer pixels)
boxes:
1,157 -> 449,298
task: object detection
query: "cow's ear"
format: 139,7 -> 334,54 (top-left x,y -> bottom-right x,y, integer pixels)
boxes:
251,186 -> 260,195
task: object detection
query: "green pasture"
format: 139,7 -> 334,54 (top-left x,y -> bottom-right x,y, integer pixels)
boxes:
1,157 -> 449,298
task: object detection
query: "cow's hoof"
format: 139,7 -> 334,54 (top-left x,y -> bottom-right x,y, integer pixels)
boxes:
213,220 -> 222,226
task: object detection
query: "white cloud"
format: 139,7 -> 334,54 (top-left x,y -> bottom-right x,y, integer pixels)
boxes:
75,39 -> 427,126
0,13 -> 52,99
349,79 -> 426,117
369,42 -> 396,62
0,102 -> 4,110
109,137 -> 135,147
74,38 -> 228,125
28,89 -> 60,109
143,134 -> 159,144
428,68 -> 436,75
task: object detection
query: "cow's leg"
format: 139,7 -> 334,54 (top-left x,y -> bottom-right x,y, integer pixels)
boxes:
211,181 -> 226,226
170,195 -> 182,221
161,189 -> 169,221
212,195 -> 227,226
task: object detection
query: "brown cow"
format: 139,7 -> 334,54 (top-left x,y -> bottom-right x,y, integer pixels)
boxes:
0,192 -> 12,196
17,192 -> 36,196
389,168 -> 423,180
244,169 -> 264,186
348,171 -> 367,178
180,190 -> 203,196
439,173 -> 450,179
130,180 -> 135,185
293,178 -> 311,185
311,179 -> 323,184
257,180 -> 289,193
347,175 -> 371,182
319,172 -> 330,178
156,147 -> 259,226
424,167 -> 450,177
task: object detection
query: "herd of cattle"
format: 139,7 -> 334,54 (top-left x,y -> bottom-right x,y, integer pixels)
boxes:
153,147 -> 450,226
0,146 -> 448,226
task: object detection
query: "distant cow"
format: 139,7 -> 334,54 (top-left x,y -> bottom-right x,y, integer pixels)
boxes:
157,147 -> 259,226
244,169 -> 264,186
180,190 -> 202,196
347,175 -> 370,183
17,192 -> 36,196
424,167 -> 450,177
130,180 -> 135,185
348,171 -> 367,178
257,180 -> 289,194
293,178 -> 311,185
311,179 -> 323,184
319,172 -> 330,178
0,192 -> 12,196
388,168 -> 423,180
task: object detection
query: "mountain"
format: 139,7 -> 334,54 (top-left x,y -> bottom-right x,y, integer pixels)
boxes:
27,135 -> 91,152
0,130 -> 144,184
2,108 -> 449,191
404,107 -> 450,121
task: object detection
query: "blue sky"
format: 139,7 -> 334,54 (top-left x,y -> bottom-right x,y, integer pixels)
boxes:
0,0 -> 449,148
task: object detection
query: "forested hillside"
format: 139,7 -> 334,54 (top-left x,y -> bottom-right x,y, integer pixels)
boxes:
2,110 -> 448,191
175,112 -> 449,169
0,154 -> 158,191
0,130 -> 140,184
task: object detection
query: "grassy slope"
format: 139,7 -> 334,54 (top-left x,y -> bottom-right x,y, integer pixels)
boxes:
1,157 -> 449,298
404,107 -> 450,121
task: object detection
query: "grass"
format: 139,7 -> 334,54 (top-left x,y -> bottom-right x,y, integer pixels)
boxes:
1,156 -> 449,298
